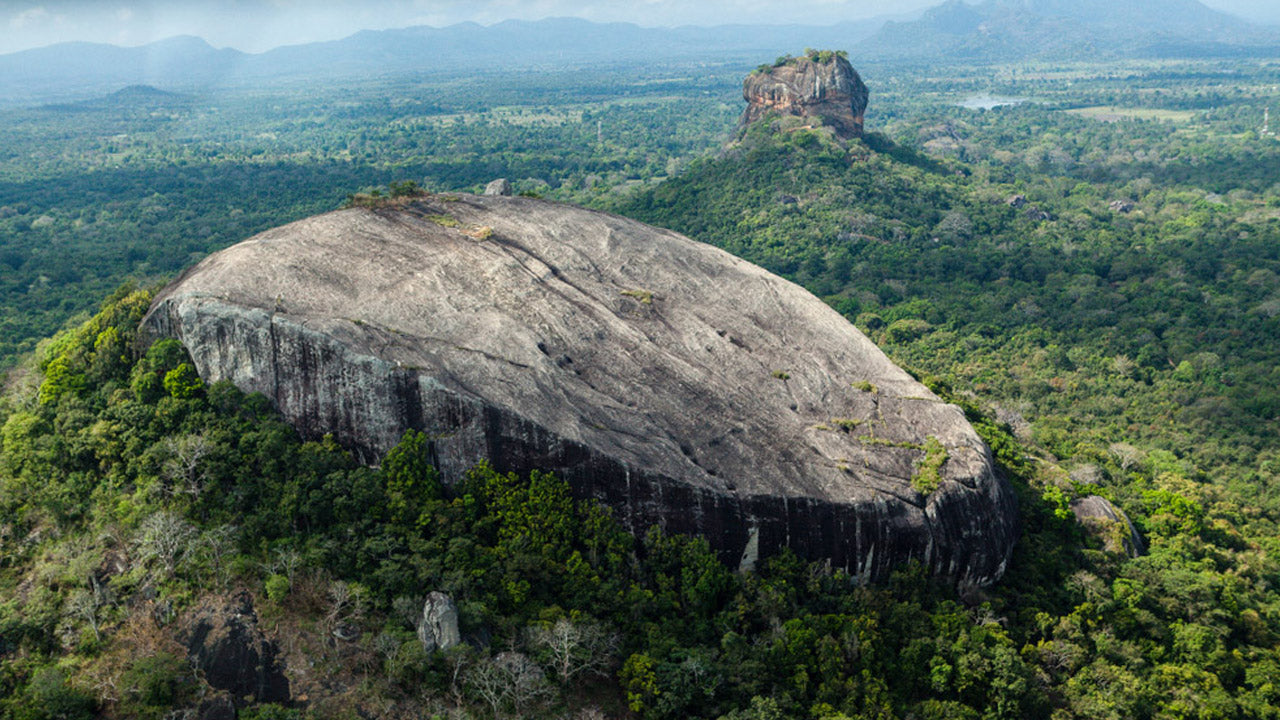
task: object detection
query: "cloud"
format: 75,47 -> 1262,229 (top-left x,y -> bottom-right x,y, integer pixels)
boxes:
9,6 -> 49,30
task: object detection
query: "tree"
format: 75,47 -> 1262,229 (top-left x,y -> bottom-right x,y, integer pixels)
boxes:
383,429 -> 441,526
466,651 -> 552,718
526,616 -> 618,684
162,362 -> 203,399
134,511 -> 197,577
160,432 -> 214,499
326,580 -> 367,634
389,179 -> 424,198
66,585 -> 107,642
196,525 -> 238,591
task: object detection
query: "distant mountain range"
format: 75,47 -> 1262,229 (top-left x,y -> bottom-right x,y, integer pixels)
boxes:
0,18 -> 884,106
858,0 -> 1280,61
0,0 -> 1276,107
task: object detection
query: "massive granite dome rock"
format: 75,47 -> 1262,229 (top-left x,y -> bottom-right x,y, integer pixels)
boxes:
741,52 -> 869,138
143,195 -> 1017,586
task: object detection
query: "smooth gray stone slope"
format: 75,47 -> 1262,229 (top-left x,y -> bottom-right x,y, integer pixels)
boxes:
143,195 -> 1017,587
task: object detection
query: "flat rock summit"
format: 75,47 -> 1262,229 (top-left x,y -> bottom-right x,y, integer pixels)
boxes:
741,52 -> 869,138
143,195 -> 1017,586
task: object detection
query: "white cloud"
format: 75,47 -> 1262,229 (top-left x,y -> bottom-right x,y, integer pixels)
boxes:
9,6 -> 49,30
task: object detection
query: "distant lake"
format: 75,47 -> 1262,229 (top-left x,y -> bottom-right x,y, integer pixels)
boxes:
957,95 -> 1028,110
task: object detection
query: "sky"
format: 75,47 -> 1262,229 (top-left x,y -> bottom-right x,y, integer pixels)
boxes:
1,0 -> 1277,55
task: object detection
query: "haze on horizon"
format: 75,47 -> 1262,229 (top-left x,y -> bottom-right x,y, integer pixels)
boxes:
2,0 -> 1275,56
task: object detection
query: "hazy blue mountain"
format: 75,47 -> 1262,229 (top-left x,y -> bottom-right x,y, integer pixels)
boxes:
857,0 -> 1280,60
6,6 -> 1272,108
0,18 -> 886,106
0,36 -> 243,105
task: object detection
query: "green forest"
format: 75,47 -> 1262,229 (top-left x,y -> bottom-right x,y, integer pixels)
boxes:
3,54 -> 1280,719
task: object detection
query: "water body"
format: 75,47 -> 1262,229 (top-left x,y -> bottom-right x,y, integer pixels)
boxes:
957,95 -> 1028,110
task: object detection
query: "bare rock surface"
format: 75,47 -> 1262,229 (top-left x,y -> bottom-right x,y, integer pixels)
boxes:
484,178 -> 513,196
418,591 -> 462,652
182,592 -> 290,707
144,195 -> 1017,586
741,54 -> 869,138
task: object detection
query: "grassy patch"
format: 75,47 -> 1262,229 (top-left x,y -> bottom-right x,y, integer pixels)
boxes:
912,436 -> 948,495
620,289 -> 654,304
425,214 -> 461,228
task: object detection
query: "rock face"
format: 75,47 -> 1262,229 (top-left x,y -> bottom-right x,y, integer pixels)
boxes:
1071,495 -> 1145,557
143,195 -> 1018,587
183,593 -> 290,707
418,592 -> 462,652
741,53 -> 869,139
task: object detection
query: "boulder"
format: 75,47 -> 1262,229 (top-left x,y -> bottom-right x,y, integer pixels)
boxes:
484,178 -> 513,196
182,592 -> 290,707
1070,495 -> 1145,557
418,591 -> 462,652
741,53 -> 869,139
143,195 -> 1018,587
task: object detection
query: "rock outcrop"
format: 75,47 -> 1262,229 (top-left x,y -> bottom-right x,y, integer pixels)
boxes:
143,195 -> 1018,587
182,593 -> 290,707
1070,495 -> 1145,557
418,592 -> 462,652
741,52 -> 869,139
484,178 -> 513,196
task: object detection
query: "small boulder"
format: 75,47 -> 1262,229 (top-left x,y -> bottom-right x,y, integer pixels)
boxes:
484,178 -> 513,196
1109,199 -> 1135,213
1006,194 -> 1028,207
417,591 -> 461,652
1070,495 -> 1145,557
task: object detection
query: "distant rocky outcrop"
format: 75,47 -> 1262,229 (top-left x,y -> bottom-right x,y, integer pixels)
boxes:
741,51 -> 869,139
143,195 -> 1018,587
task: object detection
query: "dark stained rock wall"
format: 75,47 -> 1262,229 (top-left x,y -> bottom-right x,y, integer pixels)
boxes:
182,593 -> 290,707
